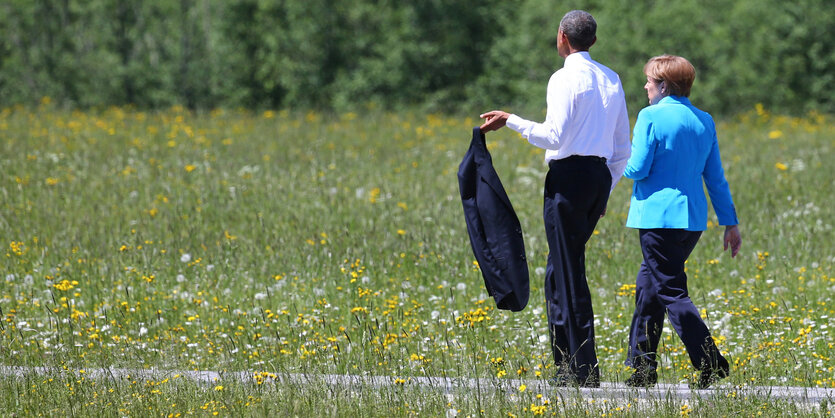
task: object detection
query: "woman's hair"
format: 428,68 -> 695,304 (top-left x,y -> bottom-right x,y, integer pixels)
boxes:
643,55 -> 696,97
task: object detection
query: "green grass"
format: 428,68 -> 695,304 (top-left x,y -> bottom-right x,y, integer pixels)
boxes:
0,102 -> 833,416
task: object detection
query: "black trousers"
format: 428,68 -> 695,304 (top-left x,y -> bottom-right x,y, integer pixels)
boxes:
626,228 -> 729,372
543,156 -> 611,381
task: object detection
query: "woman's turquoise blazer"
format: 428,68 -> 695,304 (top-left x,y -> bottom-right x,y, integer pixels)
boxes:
624,96 -> 738,231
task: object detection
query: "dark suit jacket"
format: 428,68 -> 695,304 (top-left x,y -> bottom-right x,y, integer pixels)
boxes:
458,127 -> 529,311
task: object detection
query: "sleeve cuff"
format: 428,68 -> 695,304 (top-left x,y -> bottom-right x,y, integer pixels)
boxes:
505,114 -> 527,134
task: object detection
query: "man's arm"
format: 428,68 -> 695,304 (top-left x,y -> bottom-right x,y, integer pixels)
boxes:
479,110 -> 509,132
480,72 -> 572,148
607,93 -> 631,192
513,73 -> 572,149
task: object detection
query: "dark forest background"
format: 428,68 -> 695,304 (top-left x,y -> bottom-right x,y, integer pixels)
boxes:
1,0 -> 832,116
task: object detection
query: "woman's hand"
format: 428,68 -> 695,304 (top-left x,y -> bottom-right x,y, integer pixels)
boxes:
723,225 -> 742,258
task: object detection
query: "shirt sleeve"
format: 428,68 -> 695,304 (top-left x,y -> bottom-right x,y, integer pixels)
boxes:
607,91 -> 631,192
702,128 -> 739,225
623,111 -> 656,180
505,72 -> 572,150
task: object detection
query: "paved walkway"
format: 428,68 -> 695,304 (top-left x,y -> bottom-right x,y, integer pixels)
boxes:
3,365 -> 833,405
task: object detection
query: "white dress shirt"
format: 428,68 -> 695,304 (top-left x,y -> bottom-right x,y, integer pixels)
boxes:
506,51 -> 631,192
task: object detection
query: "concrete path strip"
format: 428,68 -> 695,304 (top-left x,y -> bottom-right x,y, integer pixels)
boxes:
2,365 -> 834,405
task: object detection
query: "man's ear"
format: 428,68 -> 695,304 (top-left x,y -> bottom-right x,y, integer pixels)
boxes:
590,36 -> 597,48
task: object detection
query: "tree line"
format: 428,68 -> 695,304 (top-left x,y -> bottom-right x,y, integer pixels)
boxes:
1,0 -> 832,116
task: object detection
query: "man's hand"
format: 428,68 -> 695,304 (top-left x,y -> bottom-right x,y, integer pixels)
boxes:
723,225 -> 742,258
479,110 -> 510,133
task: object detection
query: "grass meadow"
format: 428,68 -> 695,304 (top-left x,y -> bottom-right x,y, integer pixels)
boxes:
0,100 -> 833,416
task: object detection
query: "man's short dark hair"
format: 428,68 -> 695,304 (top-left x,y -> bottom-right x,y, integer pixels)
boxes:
559,10 -> 597,51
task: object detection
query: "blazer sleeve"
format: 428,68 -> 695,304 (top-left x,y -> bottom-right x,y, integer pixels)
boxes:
623,111 -> 656,180
702,132 -> 739,225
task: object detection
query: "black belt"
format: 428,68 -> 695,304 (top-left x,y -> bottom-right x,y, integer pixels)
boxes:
549,155 -> 607,167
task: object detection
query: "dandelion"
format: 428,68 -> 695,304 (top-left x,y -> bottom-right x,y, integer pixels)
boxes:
456,307 -> 491,327
351,306 -> 369,314
369,187 -> 381,203
617,283 -> 637,297
53,280 -> 78,291
9,241 -> 26,256
775,162 -> 788,171
530,404 -> 547,415
180,253 -> 191,263
214,385 -> 223,391
768,130 -> 783,139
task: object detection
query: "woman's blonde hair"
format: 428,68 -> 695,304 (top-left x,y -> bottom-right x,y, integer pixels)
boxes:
643,55 -> 696,97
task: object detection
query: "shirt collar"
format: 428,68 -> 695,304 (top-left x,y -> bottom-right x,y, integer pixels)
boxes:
659,95 -> 692,106
564,51 -> 592,67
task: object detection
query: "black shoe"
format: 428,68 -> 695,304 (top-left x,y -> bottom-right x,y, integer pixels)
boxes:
579,374 -> 600,388
625,368 -> 657,388
549,373 -> 576,387
690,365 -> 729,389
549,372 -> 600,388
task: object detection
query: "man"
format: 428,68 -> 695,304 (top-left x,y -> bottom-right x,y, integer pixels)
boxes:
480,10 -> 630,387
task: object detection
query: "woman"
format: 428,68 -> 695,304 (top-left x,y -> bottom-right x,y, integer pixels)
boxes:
622,55 -> 742,389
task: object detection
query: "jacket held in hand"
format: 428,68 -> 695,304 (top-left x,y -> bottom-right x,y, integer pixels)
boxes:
458,127 -> 529,311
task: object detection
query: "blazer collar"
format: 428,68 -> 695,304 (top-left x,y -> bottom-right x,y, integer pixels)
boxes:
471,127 -> 515,213
659,95 -> 692,106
